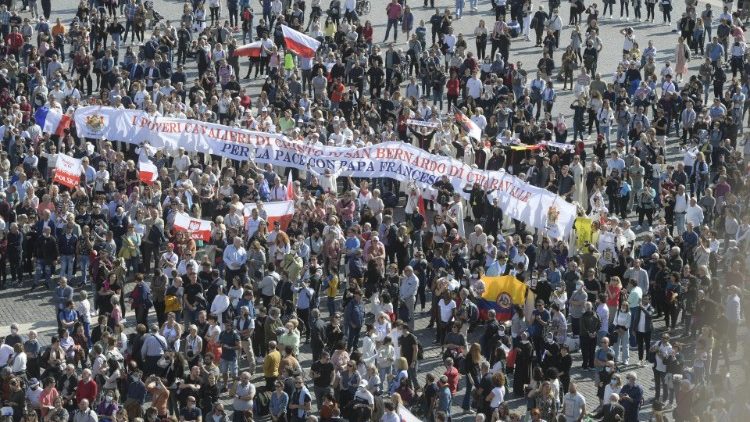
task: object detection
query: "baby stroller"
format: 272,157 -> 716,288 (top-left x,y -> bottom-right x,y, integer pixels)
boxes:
144,1 -> 164,29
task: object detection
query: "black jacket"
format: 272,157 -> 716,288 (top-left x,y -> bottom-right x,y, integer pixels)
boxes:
631,304 -> 654,333
593,402 -> 625,422
35,234 -> 59,264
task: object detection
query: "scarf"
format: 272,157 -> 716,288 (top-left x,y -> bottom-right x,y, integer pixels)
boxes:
295,386 -> 310,418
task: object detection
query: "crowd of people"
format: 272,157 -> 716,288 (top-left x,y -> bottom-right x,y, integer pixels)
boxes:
0,0 -> 748,421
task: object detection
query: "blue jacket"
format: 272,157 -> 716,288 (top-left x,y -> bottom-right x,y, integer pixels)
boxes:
344,299 -> 364,328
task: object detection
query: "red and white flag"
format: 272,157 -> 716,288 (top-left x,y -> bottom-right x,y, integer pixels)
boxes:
417,195 -> 426,217
173,213 -> 213,241
138,160 -> 158,185
233,40 -> 264,57
286,172 -> 296,201
281,25 -> 320,58
53,153 -> 82,189
453,106 -> 482,141
243,200 -> 295,230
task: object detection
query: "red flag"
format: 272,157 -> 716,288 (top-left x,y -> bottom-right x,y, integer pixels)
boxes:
286,172 -> 296,201
417,195 -> 426,217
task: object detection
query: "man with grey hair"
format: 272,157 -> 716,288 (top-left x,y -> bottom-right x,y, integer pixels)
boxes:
580,301 -> 600,370
399,266 -> 419,330
593,393 -> 625,421
618,372 -> 644,421
236,306 -> 255,374
72,399 -> 98,422
140,324 -> 168,377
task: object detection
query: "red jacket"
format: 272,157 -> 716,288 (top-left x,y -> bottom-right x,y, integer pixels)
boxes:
5,32 -> 22,52
76,379 -> 98,404
446,78 -> 460,96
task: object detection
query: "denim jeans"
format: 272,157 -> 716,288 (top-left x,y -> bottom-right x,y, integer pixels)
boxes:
455,0 -> 464,17
616,328 -> 630,362
675,212 -> 686,235
407,361 -> 420,390
327,296 -> 336,317
379,365 -> 392,392
600,125 -> 611,149
78,255 -> 90,285
59,255 -> 75,280
462,375 -> 473,409
384,18 -> 399,41
432,88 -> 444,109
347,324 -> 361,351
34,259 -> 53,288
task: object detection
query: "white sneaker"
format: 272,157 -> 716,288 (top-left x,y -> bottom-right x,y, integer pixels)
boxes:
623,360 -> 630,366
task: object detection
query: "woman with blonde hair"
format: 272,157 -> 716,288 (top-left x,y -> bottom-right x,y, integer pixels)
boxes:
461,343 -> 483,412
389,357 -> 410,394
528,381 -> 558,422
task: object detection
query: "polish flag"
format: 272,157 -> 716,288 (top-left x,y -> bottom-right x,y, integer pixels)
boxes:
173,213 -> 213,241
233,40 -> 264,57
53,153 -> 82,189
243,200 -> 295,230
138,160 -> 158,185
281,25 -> 320,58
286,172 -> 296,201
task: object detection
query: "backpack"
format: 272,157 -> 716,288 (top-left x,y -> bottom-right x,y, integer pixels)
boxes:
382,191 -> 398,208
39,347 -> 51,370
253,391 -> 272,416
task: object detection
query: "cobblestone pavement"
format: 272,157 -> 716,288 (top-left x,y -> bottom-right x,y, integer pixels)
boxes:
1,273 -> 747,421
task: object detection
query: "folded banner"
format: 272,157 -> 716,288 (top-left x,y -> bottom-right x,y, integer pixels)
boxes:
73,107 -> 575,236
173,213 -> 213,241
53,153 -> 82,189
243,200 -> 295,230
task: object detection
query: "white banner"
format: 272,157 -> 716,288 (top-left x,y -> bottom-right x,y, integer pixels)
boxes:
73,107 -> 576,236
407,119 -> 440,128
53,153 -> 82,189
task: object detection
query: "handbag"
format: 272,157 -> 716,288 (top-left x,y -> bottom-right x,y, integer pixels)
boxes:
164,295 -> 182,313
607,325 -> 619,344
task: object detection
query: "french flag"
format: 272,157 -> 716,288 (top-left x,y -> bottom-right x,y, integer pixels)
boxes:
233,40 -> 264,58
34,106 -> 71,136
281,25 -> 320,58
138,160 -> 158,185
